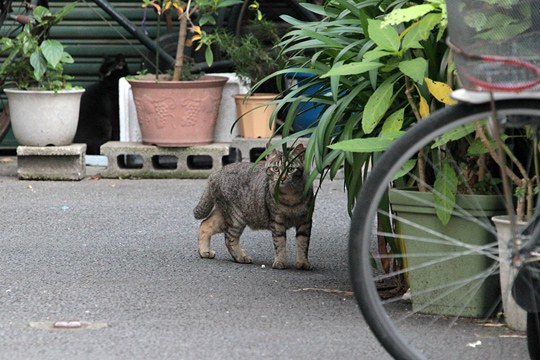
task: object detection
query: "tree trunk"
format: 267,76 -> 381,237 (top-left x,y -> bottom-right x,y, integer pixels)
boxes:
172,11 -> 188,81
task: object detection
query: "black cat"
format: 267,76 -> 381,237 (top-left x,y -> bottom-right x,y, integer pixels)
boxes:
74,54 -> 129,155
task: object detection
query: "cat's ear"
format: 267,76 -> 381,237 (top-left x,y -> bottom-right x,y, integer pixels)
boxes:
266,149 -> 279,160
265,143 -> 279,161
290,143 -> 305,160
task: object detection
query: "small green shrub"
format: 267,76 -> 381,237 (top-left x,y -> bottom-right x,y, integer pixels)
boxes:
0,3 -> 76,91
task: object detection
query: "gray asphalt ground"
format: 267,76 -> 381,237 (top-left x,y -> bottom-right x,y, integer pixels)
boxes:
0,157 -> 530,360
0,157 -> 389,360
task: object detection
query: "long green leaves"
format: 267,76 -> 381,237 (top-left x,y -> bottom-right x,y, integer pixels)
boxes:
260,0 -> 449,214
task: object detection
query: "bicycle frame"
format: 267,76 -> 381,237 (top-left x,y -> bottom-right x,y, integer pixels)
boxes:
452,89 -> 540,103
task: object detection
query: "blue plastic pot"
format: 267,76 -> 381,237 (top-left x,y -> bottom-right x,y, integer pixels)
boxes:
286,72 -> 329,133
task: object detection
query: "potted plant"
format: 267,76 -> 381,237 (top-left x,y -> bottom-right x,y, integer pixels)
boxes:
379,3 -> 538,322
263,0 -> 537,319
128,0 -> 250,147
0,3 -> 84,147
215,19 -> 283,138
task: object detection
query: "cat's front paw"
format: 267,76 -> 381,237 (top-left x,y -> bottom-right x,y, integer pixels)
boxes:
199,250 -> 216,259
272,259 -> 287,270
235,254 -> 252,264
296,261 -> 313,271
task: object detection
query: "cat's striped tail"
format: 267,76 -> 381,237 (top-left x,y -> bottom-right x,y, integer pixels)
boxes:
193,186 -> 214,220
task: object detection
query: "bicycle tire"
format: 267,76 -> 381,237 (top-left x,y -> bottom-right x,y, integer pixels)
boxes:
528,312 -> 540,359
349,99 -> 540,359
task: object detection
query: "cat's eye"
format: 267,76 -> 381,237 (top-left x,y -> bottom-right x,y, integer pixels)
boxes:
287,167 -> 297,174
271,166 -> 280,173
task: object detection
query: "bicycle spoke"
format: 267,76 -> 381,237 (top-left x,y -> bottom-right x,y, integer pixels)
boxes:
350,100 -> 540,359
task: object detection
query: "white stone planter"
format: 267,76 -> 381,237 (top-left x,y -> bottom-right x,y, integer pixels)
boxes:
492,215 -> 528,331
5,88 -> 85,146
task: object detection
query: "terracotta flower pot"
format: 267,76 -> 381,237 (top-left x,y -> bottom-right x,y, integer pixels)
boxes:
128,75 -> 227,146
4,88 -> 85,146
234,93 -> 277,138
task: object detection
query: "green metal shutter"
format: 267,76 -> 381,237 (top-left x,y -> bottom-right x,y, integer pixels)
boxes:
50,0 -> 163,87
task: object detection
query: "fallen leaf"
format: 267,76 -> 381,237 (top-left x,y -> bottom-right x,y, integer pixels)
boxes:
480,323 -> 504,327
291,287 -> 354,297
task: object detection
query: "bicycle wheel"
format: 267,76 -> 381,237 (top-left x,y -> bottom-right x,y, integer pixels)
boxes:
349,99 -> 540,359
528,312 -> 540,358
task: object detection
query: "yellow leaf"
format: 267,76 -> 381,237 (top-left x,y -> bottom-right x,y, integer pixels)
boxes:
164,1 -> 171,11
249,1 -> 259,10
172,3 -> 184,13
419,94 -> 430,118
192,25 -> 202,35
151,2 -> 162,15
425,77 -> 457,105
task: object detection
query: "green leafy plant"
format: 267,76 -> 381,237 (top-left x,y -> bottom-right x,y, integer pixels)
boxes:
263,0 -> 538,224
260,0 -> 450,212
0,3 -> 77,91
216,19 -> 283,89
368,2 -> 538,223
141,0 -> 260,80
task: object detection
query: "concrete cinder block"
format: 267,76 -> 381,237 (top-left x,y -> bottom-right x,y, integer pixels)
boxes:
17,144 -> 87,181
100,141 -> 230,179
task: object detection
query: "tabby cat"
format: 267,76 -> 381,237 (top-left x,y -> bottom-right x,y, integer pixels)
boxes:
74,54 -> 129,155
193,144 -> 314,270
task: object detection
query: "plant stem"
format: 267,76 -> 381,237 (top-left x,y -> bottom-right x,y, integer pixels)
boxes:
477,154 -> 486,182
155,4 -> 161,81
527,179 -> 534,220
404,76 -> 426,191
475,122 -> 522,185
475,121 -> 532,219
172,9 -> 188,81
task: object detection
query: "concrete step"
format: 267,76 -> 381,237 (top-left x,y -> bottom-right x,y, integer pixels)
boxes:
17,144 -> 87,181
